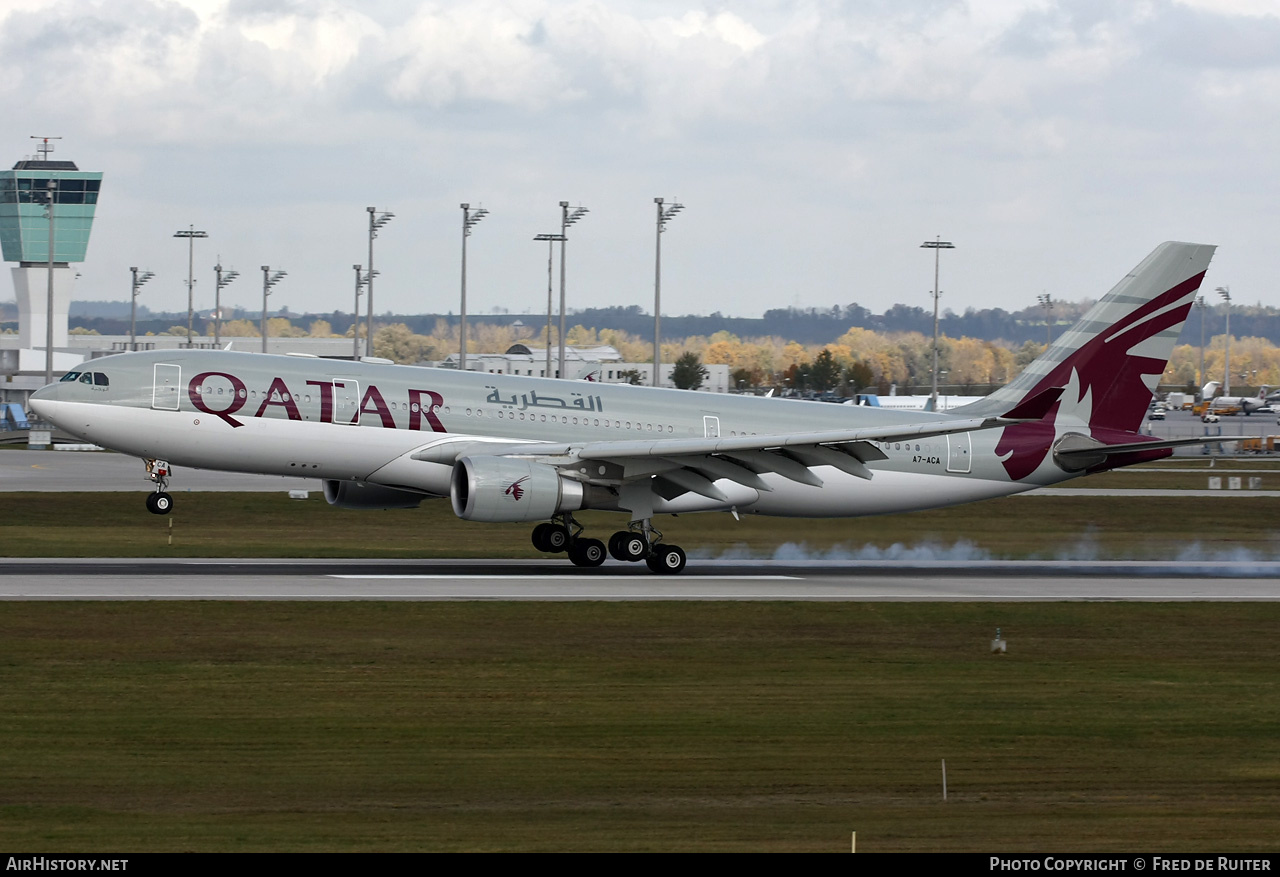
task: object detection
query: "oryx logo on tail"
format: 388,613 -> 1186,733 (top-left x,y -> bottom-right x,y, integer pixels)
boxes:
952,242 -> 1217,480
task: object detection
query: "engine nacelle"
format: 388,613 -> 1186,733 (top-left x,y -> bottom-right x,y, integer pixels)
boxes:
451,456 -> 584,523
323,479 -> 425,510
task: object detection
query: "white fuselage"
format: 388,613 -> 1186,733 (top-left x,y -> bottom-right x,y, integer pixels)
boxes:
30,349 -> 1074,520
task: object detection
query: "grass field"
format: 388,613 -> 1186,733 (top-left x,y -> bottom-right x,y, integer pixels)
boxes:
2,487 -> 1279,851
1,602 -> 1278,852
1,490 -> 1279,560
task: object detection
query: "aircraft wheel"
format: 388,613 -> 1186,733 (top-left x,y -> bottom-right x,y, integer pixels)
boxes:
532,523 -> 552,553
608,531 -> 648,562
543,524 -> 570,553
569,538 -> 606,567
645,543 -> 686,575
147,492 -> 173,516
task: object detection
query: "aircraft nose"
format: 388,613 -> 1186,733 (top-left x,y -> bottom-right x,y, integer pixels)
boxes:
29,380 -> 63,415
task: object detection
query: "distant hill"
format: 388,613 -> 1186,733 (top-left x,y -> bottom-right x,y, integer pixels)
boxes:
0,298 -> 1268,347
420,301 -> 1280,347
69,300 -> 152,319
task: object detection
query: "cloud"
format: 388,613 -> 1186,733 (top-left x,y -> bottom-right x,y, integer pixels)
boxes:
0,1 -> 1277,320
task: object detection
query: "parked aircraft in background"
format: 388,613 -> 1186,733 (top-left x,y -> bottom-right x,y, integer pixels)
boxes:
30,242 -> 1233,574
845,392 -> 989,411
1204,381 -> 1271,415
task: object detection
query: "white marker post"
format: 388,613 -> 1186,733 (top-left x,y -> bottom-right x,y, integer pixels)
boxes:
991,627 -> 1007,654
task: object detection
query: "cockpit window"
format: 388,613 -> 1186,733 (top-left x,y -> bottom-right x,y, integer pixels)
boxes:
79,373 -> 93,384
59,372 -> 81,382
93,372 -> 109,386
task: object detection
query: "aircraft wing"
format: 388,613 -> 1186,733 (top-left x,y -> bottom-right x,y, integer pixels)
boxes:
412,388 -> 1064,501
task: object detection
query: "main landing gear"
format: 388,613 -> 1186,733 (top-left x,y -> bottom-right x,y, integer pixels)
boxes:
531,515 -> 687,574
144,459 -> 174,516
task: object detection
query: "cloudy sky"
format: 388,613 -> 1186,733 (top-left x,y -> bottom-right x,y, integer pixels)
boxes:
2,0 -> 1277,321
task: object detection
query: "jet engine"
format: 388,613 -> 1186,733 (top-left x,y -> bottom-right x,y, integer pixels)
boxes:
323,479 -> 425,509
451,456 -> 584,523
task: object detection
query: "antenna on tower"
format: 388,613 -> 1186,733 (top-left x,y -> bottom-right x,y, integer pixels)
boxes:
30,136 -> 62,161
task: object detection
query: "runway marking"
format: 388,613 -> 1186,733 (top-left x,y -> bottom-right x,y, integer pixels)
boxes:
327,574 -> 802,581
186,560 -> 331,566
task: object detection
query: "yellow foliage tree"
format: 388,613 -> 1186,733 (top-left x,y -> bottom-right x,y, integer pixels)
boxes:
265,317 -> 307,339
220,319 -> 259,337
373,323 -> 437,364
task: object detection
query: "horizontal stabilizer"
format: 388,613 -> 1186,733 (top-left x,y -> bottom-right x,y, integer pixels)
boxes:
1053,432 -> 1249,472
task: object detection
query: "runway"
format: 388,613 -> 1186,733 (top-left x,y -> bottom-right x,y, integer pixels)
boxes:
3,558 -> 1279,601
5,451 -> 1279,602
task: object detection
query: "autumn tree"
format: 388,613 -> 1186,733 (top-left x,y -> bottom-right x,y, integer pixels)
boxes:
373,324 -> 437,364
265,318 -> 307,339
846,359 -> 875,391
220,319 -> 260,337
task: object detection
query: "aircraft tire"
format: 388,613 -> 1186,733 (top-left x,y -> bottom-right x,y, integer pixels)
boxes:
147,492 -> 173,516
645,544 -> 686,575
531,523 -> 552,553
569,538 -> 606,567
543,524 -> 570,553
608,531 -> 648,562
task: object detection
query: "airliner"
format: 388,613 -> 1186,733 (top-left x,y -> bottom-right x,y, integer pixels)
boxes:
29,241 -> 1231,574
1202,381 -> 1272,416
846,392 -> 989,411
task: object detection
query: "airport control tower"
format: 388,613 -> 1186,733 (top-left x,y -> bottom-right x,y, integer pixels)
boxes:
0,138 -> 102,356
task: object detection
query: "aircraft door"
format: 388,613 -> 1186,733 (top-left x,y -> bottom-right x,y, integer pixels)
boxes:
333,380 -> 360,424
946,432 -> 972,474
703,415 -> 720,438
152,364 -> 182,411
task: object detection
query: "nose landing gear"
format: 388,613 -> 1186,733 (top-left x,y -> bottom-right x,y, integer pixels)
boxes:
144,459 -> 174,516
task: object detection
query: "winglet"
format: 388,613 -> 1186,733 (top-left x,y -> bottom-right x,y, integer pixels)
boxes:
1001,386 -> 1063,421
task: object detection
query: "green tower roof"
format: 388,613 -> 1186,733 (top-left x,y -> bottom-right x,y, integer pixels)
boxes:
0,160 -> 103,264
